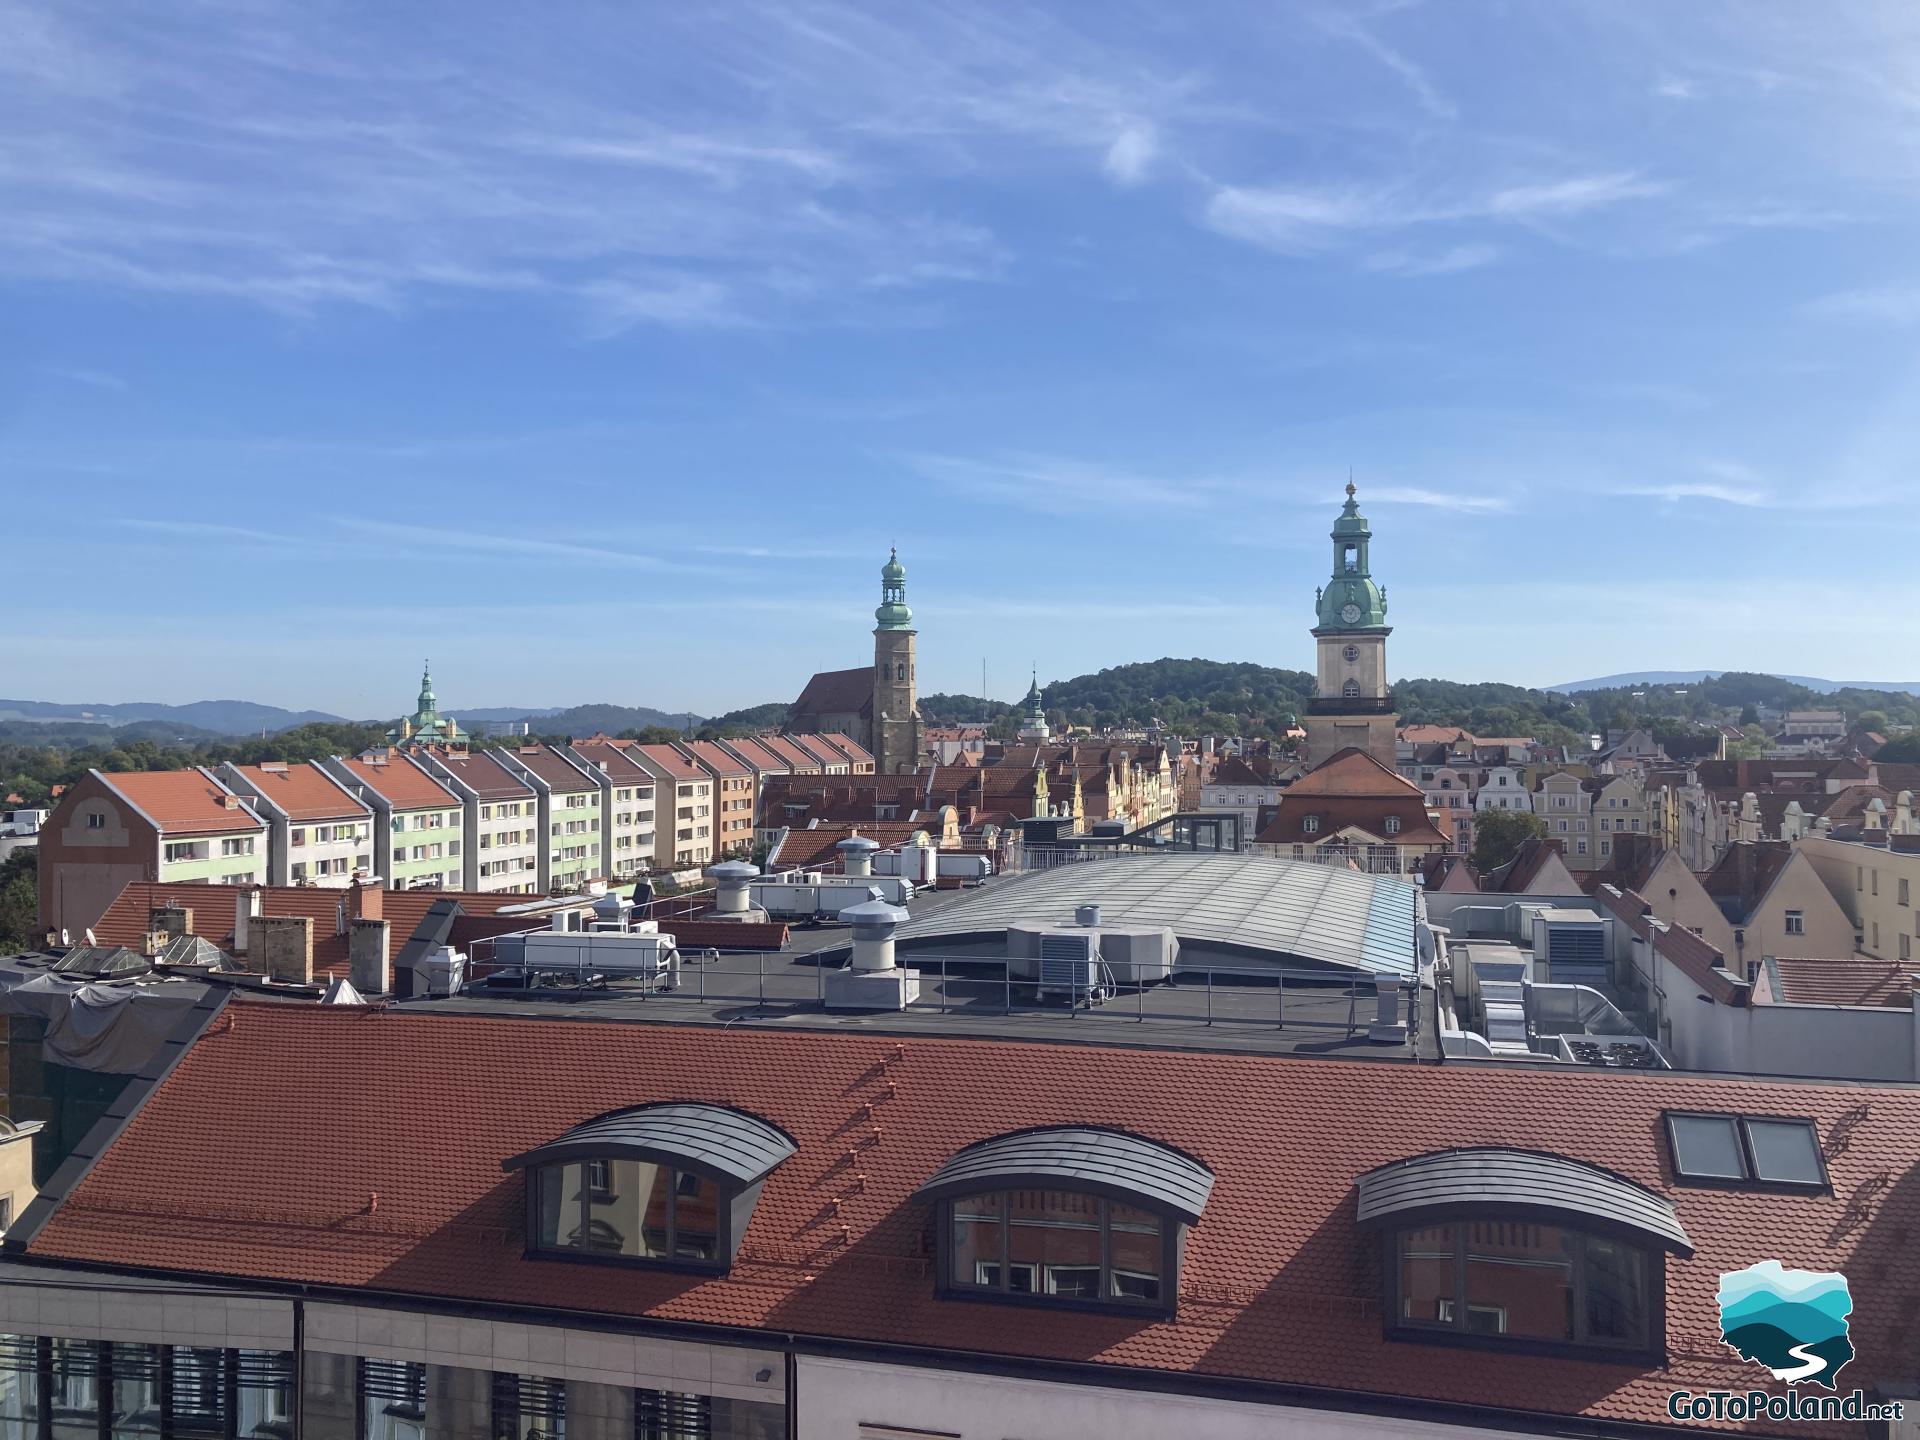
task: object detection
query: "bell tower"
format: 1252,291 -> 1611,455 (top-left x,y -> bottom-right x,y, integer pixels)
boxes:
872,548 -> 920,774
1303,483 -> 1397,768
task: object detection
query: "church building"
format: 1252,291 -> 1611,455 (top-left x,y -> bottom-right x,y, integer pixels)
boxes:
787,549 -> 922,775
387,661 -> 464,750
1303,483 -> 1397,768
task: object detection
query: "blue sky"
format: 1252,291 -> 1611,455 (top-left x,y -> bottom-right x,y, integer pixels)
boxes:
5,1 -> 1920,718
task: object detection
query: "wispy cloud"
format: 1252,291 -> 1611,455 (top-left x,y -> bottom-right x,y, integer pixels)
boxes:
1313,9 -> 1456,121
1802,286 -> 1920,326
333,518 -> 723,574
1102,124 -> 1158,186
1362,243 -> 1500,276
1364,486 -> 1511,513
40,365 -> 128,391
899,451 -> 1200,511
1205,171 -> 1665,257
113,518 -> 295,544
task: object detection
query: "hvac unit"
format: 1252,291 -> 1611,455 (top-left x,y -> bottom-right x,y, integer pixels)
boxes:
1036,930 -> 1105,1005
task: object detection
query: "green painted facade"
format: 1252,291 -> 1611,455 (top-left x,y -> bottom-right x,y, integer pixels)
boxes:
387,804 -> 463,886
156,832 -> 266,885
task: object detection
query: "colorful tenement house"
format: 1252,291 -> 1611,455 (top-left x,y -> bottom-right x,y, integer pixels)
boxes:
387,660 -> 463,750
1303,483 -> 1397,769
787,549 -> 922,776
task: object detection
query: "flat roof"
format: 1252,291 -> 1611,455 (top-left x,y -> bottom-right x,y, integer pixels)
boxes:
894,854 -> 1419,976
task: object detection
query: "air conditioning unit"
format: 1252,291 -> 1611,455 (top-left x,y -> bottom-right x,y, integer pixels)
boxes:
1037,930 -> 1104,1005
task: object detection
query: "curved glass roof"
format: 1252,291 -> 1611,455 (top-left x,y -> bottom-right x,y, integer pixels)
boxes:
895,854 -> 1418,975
915,1125 -> 1214,1224
502,1102 -> 796,1188
1356,1147 -> 1693,1256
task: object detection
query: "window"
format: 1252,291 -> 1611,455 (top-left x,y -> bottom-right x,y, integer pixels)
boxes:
1665,1113 -> 1825,1190
1784,909 -> 1804,935
85,811 -> 106,830
944,1190 -> 1165,1308
1901,878 -> 1911,908
1342,680 -> 1361,699
1391,1222 -> 1651,1354
1302,815 -> 1319,835
1343,644 -> 1359,662
1384,816 -> 1401,835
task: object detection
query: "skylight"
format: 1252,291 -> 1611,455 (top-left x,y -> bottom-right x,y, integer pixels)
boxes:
1664,1113 -> 1825,1191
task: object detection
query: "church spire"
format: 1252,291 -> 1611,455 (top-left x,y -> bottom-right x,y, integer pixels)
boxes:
875,546 -> 913,630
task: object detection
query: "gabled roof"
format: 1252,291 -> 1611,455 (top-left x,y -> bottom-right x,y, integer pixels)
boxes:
1482,836 -> 1576,894
820,733 -> 875,766
1698,841 -> 1795,921
1290,747 -> 1424,797
503,745 -> 598,794
224,763 -> 368,822
629,744 -> 705,782
1763,956 -> 1914,1009
789,666 -> 872,718
719,736 -> 792,773
677,741 -> 751,779
1253,795 -> 1448,848
1209,755 -> 1274,788
786,733 -> 851,767
97,770 -> 262,835
425,748 -> 537,802
568,741 -> 655,786
758,736 -> 823,772
25,1001 -> 1920,1430
333,753 -> 458,812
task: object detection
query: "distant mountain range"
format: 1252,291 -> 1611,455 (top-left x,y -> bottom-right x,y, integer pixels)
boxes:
1553,671 -> 1920,696
0,697 -> 704,739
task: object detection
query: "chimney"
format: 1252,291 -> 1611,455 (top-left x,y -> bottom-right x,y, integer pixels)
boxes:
254,915 -> 314,985
349,875 -> 384,923
233,888 -> 260,953
844,899 -> 908,972
150,905 -> 192,940
349,918 -> 391,995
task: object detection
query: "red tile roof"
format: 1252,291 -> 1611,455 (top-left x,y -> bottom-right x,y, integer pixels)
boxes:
28,1002 -> 1920,1429
504,746 -> 598,793
335,754 -> 458,812
568,741 -> 654,785
759,736 -> 823,771
821,733 -> 874,766
1289,748 -> 1426,797
679,741 -> 751,778
789,666 -> 872,718
225,763 -> 367,822
425,748 -> 537,802
631,744 -> 704,782
102,770 -> 263,835
719,737 -> 791,773
786,733 -> 851,767
1766,956 -> 1915,1009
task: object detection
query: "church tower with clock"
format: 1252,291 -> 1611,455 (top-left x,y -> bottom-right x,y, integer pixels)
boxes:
1303,482 -> 1398,768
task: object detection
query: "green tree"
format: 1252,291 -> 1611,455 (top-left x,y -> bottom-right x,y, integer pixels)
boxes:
0,849 -> 37,951
1856,710 -> 1890,734
1470,809 -> 1546,873
1875,733 -> 1920,764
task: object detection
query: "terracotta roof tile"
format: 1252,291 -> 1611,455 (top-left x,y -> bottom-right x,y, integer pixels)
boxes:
1766,956 -> 1915,1009
1289,748 -> 1426,797
759,736 -> 823,771
678,741 -> 751,778
503,746 -> 598,793
790,667 -> 872,718
630,744 -> 704,782
224,763 -> 368,822
29,1002 -> 1920,1430
424,749 -> 537,802
335,754 -> 459,812
102,770 -> 263,834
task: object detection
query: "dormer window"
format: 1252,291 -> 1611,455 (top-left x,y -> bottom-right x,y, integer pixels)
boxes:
917,1126 -> 1213,1318
1302,815 -> 1319,834
1359,1148 -> 1690,1361
504,1103 -> 795,1273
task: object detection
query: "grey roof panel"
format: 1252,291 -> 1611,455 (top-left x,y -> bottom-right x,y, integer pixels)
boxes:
894,855 -> 1417,975
914,1126 -> 1215,1224
503,1102 -> 796,1187
1355,1147 -> 1692,1256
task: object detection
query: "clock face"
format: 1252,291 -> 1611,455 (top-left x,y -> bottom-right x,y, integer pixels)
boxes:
1340,602 -> 1362,625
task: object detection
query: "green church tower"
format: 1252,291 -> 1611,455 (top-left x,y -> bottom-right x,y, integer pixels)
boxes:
1304,483 -> 1397,768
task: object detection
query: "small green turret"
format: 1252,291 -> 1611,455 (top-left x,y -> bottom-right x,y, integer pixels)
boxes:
1314,482 -> 1390,632
875,547 -> 913,631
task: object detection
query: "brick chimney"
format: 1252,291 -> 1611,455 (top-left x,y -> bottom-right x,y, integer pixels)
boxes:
349,875 -> 384,923
348,918 -> 390,995
254,915 -> 314,985
149,905 -> 192,939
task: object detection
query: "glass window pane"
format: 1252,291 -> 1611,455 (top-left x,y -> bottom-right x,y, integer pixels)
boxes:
1582,1235 -> 1649,1346
170,1349 -> 228,1440
536,1163 -> 584,1250
950,1193 -> 1003,1289
672,1172 -> 720,1263
1107,1203 -> 1162,1303
48,1339 -> 102,1440
0,1338 -> 38,1440
235,1351 -> 294,1440
1464,1222 -> 1574,1341
360,1360 -> 425,1440
1008,1189 -> 1102,1298
1669,1114 -> 1746,1180
110,1345 -> 164,1440
585,1160 -> 670,1259
493,1375 -> 565,1440
1397,1225 -> 1455,1327
1744,1120 -> 1823,1185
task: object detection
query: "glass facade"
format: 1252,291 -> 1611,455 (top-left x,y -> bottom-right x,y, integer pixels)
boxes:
1393,1223 -> 1652,1352
2,1340 -> 781,1440
945,1190 -> 1167,1307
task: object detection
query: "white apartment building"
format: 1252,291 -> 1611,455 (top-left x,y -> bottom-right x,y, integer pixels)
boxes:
214,761 -> 373,887
569,741 -> 660,881
413,747 -> 543,894
496,745 -> 604,893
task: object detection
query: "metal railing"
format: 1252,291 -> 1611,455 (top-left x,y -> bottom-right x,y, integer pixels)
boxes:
459,939 -> 1417,1043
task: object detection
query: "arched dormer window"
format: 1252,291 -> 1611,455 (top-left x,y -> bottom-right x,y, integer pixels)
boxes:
916,1126 -> 1213,1317
1358,1148 -> 1691,1360
1343,679 -> 1361,699
503,1102 -> 795,1272
1385,816 -> 1401,835
1302,815 -> 1319,835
